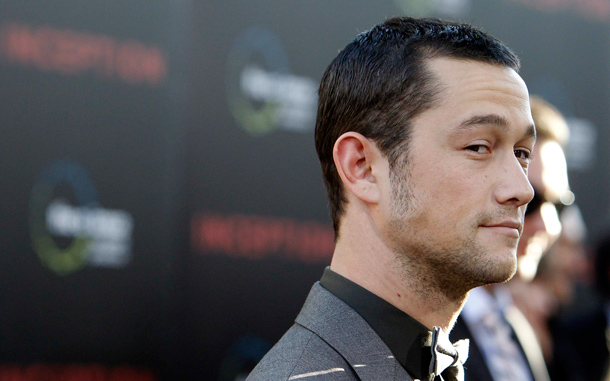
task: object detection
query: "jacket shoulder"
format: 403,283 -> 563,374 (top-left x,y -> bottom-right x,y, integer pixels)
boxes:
247,323 -> 359,380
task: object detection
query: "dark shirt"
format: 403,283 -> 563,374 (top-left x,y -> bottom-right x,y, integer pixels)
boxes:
320,267 -> 434,380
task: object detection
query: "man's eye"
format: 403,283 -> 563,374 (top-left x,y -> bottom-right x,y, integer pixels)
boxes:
466,145 -> 489,154
514,149 -> 531,160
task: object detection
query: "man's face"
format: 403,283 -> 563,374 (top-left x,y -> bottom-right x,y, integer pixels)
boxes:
383,58 -> 535,292
517,139 -> 570,281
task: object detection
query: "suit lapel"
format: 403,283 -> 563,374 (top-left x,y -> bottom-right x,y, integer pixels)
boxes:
504,305 -> 551,381
296,283 -> 413,381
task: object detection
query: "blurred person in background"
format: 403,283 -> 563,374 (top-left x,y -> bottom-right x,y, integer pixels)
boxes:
550,232 -> 610,381
522,203 -> 590,380
452,96 -> 573,381
593,236 -> 610,380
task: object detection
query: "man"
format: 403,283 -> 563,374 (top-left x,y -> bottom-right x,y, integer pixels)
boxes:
452,96 -> 572,381
248,17 -> 535,381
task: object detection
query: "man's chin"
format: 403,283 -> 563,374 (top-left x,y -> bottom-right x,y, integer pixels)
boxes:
477,256 -> 518,286
493,268 -> 517,284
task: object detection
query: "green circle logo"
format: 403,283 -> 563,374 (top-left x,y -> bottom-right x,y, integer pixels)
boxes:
226,27 -> 291,136
29,160 -> 98,276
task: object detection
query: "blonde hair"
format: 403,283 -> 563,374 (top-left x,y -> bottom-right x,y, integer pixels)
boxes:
530,95 -> 569,148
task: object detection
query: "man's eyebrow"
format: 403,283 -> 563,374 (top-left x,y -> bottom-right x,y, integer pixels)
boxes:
462,114 -> 509,129
452,114 -> 537,141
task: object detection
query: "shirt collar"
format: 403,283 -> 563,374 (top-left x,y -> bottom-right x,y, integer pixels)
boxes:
320,267 -> 432,380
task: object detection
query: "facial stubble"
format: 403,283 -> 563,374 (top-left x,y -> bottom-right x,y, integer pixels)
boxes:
387,164 -> 518,303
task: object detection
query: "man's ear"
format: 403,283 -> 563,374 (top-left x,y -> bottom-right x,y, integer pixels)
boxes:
333,132 -> 384,205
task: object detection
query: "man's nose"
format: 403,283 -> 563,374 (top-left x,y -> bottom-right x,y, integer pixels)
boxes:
495,157 -> 535,207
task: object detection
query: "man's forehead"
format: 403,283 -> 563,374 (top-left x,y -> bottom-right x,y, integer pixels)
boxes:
424,57 -> 528,99
408,61 -> 533,141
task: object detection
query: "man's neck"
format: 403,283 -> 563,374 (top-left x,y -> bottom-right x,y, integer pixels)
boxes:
330,222 -> 466,332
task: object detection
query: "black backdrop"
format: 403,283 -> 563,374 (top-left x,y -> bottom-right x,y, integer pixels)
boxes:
1,0 -> 608,380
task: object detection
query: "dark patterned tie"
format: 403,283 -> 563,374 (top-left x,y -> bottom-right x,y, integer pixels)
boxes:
480,306 -> 532,381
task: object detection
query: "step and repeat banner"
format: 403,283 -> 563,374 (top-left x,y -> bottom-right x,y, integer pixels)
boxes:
0,1 -> 174,379
1,0 -> 608,380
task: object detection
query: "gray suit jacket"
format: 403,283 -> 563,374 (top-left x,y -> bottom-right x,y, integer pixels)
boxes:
247,282 -> 414,380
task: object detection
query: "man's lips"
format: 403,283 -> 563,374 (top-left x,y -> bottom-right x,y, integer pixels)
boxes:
480,220 -> 523,237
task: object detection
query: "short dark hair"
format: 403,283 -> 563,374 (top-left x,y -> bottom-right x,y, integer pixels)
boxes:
314,17 -> 521,235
